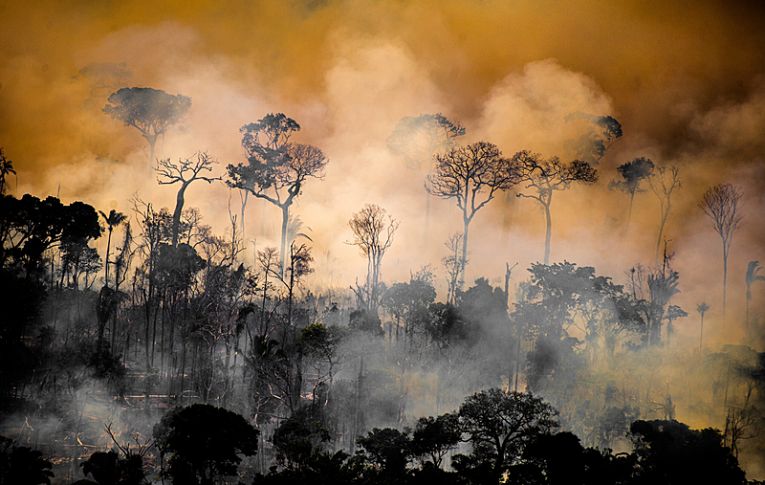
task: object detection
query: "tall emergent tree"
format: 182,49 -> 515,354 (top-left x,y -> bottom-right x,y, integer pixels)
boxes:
513,151 -> 598,264
745,261 -> 765,335
349,204 -> 399,312
700,183 -> 743,317
649,164 -> 680,261
227,113 -> 327,277
609,157 -> 655,227
99,209 -> 127,288
426,141 -> 517,288
157,152 -> 219,247
104,87 -> 191,163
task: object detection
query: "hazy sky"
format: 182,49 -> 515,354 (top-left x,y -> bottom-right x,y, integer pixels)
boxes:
2,0 -> 765,344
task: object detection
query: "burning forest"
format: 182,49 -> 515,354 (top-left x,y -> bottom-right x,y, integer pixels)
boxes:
1,1 -> 765,484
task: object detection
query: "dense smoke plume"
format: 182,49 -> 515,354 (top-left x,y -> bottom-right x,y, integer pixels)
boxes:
2,0 -> 765,481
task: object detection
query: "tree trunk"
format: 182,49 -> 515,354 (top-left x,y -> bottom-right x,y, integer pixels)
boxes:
699,313 -> 705,351
543,201 -> 552,264
722,245 -> 729,320
146,134 -> 157,164
626,190 -> 636,230
171,184 -> 188,247
104,228 -> 112,287
279,205 -> 289,278
461,217 -> 470,290
655,202 -> 670,263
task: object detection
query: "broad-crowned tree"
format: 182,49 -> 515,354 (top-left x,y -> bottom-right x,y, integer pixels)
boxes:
104,87 -> 191,163
426,142 -> 517,288
513,151 -> 597,264
227,113 -> 327,277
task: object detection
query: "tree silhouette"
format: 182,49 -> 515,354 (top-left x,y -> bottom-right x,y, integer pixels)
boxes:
0,437 -> 53,485
745,261 -> 765,336
609,157 -> 654,228
0,148 -> 16,195
348,204 -> 398,312
629,420 -> 746,485
0,194 -> 102,275
456,388 -> 558,484
226,113 -> 327,277
700,183 -> 743,318
513,151 -> 597,264
153,404 -> 259,485
569,114 -> 623,164
426,142 -> 517,287
648,164 -> 680,262
104,87 -> 191,162
99,209 -> 127,288
697,302 -> 709,351
156,152 -> 219,247
410,413 -> 461,468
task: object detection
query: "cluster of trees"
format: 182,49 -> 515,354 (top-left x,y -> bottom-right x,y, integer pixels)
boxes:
0,85 -> 763,484
1,388 -> 758,484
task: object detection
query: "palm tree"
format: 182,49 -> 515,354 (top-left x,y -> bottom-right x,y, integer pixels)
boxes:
745,261 -> 765,336
99,209 -> 127,287
697,302 -> 709,351
0,147 -> 16,195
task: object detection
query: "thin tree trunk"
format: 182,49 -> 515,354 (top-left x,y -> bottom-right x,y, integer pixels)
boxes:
104,229 -> 112,287
626,190 -> 636,229
147,135 -> 157,164
279,205 -> 289,278
543,201 -> 552,264
699,313 -> 705,351
722,246 -> 729,319
461,217 -> 470,290
171,184 -> 188,247
655,202 -> 670,263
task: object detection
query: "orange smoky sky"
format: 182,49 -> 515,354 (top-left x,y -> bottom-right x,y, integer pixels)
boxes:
2,0 -> 765,345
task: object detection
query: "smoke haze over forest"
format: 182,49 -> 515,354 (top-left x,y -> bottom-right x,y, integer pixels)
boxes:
2,1 -> 765,484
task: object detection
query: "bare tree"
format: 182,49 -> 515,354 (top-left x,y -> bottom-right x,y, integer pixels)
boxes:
426,141 -> 517,287
649,165 -> 680,262
348,204 -> 399,312
104,87 -> 191,162
227,113 -> 328,277
442,233 -> 463,305
700,183 -> 743,317
513,151 -> 598,264
157,152 -> 219,247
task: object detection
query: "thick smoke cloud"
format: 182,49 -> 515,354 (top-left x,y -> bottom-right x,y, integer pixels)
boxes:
2,0 -> 765,476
